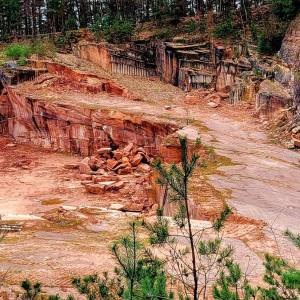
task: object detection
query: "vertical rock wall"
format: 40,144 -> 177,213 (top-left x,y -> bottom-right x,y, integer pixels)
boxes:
280,13 -> 300,114
0,95 -> 13,134
5,87 -> 177,157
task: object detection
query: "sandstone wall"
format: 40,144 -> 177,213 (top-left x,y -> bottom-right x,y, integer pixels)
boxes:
5,87 -> 176,157
74,43 -> 112,71
280,13 -> 300,114
0,95 -> 13,134
75,43 -> 156,78
255,80 -> 292,119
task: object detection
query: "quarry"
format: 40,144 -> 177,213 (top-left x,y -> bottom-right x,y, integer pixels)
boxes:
0,6 -> 300,299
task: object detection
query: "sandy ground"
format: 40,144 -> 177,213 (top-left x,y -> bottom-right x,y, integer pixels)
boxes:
0,55 -> 300,296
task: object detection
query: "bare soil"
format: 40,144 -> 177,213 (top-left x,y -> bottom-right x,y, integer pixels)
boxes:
1,55 -> 300,295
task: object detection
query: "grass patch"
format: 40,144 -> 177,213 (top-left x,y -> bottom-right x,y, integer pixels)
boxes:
202,153 -> 236,177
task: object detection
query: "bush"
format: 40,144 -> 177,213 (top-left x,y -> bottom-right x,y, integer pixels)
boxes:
271,0 -> 300,21
185,19 -> 207,34
89,18 -> 103,41
17,57 -> 28,66
103,19 -> 135,44
30,41 -> 46,57
154,28 -> 174,40
257,24 -> 287,55
4,44 -> 30,60
213,17 -> 235,38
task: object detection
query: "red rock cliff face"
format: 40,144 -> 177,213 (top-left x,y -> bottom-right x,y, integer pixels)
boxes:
29,60 -> 135,99
0,95 -> 13,134
280,13 -> 300,113
74,43 -> 112,72
5,87 -> 177,157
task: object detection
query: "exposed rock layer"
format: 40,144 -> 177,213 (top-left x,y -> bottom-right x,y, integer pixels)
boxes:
5,86 -> 177,157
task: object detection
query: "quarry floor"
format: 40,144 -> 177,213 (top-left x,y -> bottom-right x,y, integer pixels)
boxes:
0,55 -> 300,295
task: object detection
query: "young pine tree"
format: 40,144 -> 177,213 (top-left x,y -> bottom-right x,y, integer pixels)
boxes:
146,136 -> 232,300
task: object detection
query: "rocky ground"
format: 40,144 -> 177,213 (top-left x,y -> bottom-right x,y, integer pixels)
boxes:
0,55 -> 300,296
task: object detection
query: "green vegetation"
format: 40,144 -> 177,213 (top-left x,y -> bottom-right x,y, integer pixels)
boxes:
0,139 -> 299,299
285,229 -> 300,249
103,19 -> 135,44
271,0 -> 300,21
4,44 -> 30,60
1,40 -> 56,66
256,21 -> 288,55
153,28 -> 174,40
89,17 -> 134,44
260,254 -> 300,299
213,261 -> 257,299
20,279 -> 42,300
213,17 -> 236,39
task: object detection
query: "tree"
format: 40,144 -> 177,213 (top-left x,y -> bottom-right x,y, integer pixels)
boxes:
213,261 -> 257,300
72,221 -> 172,300
260,254 -> 300,299
111,221 -> 173,300
145,136 -> 232,300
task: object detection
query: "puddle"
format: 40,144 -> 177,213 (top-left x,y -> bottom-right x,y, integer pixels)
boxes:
41,199 -> 64,206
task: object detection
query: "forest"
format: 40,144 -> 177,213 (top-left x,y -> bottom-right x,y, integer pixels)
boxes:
0,0 -> 299,42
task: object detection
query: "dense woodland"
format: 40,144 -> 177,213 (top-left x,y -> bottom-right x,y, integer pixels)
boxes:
0,0 -> 299,42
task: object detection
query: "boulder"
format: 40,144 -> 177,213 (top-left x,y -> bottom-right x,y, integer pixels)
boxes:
107,159 -> 120,170
292,126 -> 300,134
95,168 -> 106,175
76,174 -> 93,181
121,157 -> 130,164
207,101 -> 219,108
256,80 -> 292,118
85,183 -> 106,194
131,153 -> 143,167
113,150 -> 123,160
85,181 -> 116,194
79,157 -> 91,174
110,203 -> 125,211
113,162 -> 129,172
122,203 -> 144,212
137,163 -> 151,173
93,175 -> 119,183
5,143 -> 17,148
89,156 -> 101,171
97,147 -> 112,155
64,163 -> 79,170
123,143 -> 134,155
118,166 -> 132,175
217,92 -> 229,99
112,181 -> 125,190
81,180 -> 93,186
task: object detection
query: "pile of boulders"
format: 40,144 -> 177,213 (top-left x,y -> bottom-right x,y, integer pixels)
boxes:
185,89 -> 229,108
65,143 -> 152,196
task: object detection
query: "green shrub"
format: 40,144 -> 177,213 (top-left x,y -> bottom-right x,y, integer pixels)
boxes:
213,17 -> 235,38
89,18 -> 103,41
186,19 -> 197,33
185,19 -> 207,34
154,28 -> 173,40
4,44 -> 30,60
103,19 -> 135,44
30,41 -> 46,57
271,0 -> 300,21
257,25 -> 287,55
17,57 -> 28,66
